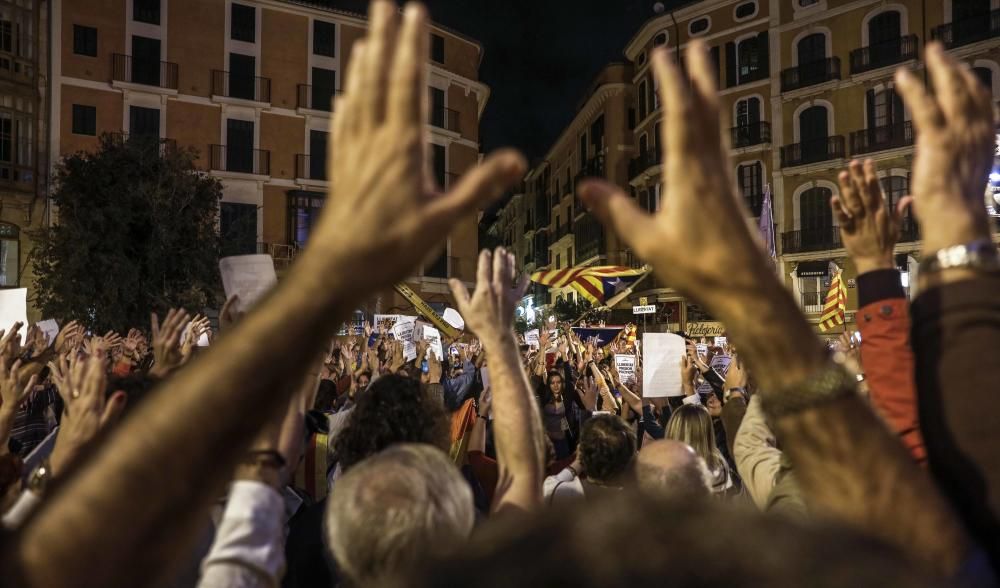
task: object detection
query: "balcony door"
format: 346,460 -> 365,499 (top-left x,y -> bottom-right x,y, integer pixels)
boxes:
800,187 -> 833,249
229,53 -> 255,101
132,35 -> 160,86
226,119 -> 254,173
735,97 -> 761,145
797,33 -> 826,65
868,11 -> 901,63
865,88 -> 904,146
799,105 -> 829,162
220,202 -> 258,257
953,0 -> 991,43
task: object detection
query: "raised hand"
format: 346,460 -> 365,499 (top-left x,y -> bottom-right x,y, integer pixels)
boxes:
24,325 -> 49,359
448,248 -> 528,345
578,41 -> 769,308
180,315 -> 212,362
121,329 -> 146,362
680,355 -> 698,396
302,1 -> 525,299
0,359 -> 38,451
895,43 -> 995,256
54,320 -> 84,355
832,159 -> 911,275
149,308 -> 191,377
0,322 -> 24,368
49,355 -> 125,475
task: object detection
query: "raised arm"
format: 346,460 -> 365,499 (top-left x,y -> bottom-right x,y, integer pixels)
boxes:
450,249 -> 545,514
579,40 -> 969,576
5,4 -> 526,587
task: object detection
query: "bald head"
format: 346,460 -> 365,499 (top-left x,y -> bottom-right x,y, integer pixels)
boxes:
635,440 -> 711,499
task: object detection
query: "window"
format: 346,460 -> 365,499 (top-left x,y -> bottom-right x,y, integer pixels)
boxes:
628,108 -> 636,130
220,202 -> 258,256
131,35 -> 161,86
313,21 -> 336,57
799,275 -> 826,313
737,35 -> 766,82
799,105 -> 829,142
865,87 -> 904,129
637,52 -> 646,66
579,133 -> 587,168
229,53 -> 256,100
0,223 -> 19,287
734,1 -> 757,20
431,33 -> 444,63
737,162 -> 763,215
799,187 -> 833,247
653,32 -> 667,46
797,33 -> 826,65
287,192 -> 324,248
231,4 -> 255,43
689,17 -> 710,35
226,119 -> 254,173
974,66 -> 994,95
0,19 -> 10,53
638,80 -> 648,121
799,0 -> 820,6
555,253 -> 561,269
133,0 -> 160,25
71,104 -> 96,135
430,86 -> 445,128
129,106 -> 159,138
734,97 -> 763,146
0,109 -> 31,183
73,25 -> 97,57
311,67 -> 337,110
432,143 -> 446,187
309,130 -> 327,181
567,247 -> 573,266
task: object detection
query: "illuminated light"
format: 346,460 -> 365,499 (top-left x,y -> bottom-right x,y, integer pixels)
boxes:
990,172 -> 1000,182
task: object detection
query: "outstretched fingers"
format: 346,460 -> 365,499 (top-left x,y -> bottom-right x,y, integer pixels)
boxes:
424,149 -> 526,229
578,179 -> 659,259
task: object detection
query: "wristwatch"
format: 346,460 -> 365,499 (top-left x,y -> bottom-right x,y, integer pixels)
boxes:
919,239 -> 1000,274
27,459 -> 52,495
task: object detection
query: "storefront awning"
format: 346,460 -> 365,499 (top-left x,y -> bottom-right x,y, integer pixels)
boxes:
795,261 -> 829,277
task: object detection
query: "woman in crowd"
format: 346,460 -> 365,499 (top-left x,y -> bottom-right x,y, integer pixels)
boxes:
666,404 -> 735,496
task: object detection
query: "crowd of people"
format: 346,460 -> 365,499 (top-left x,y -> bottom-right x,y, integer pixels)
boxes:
0,1 -> 999,586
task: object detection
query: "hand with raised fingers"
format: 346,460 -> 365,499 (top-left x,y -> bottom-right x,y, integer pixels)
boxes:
0,359 -> 38,451
0,322 -> 24,368
832,159 -> 912,275
577,41 -> 770,314
680,355 -> 698,396
427,351 -> 442,384
24,325 -> 48,359
149,308 -> 191,377
448,248 -> 528,347
180,315 -> 211,362
49,354 -> 125,476
895,43 -> 996,255
54,320 -> 84,355
303,1 -> 526,301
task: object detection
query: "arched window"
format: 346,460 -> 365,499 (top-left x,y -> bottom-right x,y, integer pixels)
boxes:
797,32 -> 826,65
653,32 -> 667,46
734,97 -> 762,146
952,0 -> 991,42
737,162 -> 764,215
798,105 -> 829,161
974,66 -> 993,95
800,187 -> 833,247
880,175 -> 914,235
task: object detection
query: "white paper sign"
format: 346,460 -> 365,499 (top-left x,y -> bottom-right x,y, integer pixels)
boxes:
443,307 -> 465,330
714,336 -> 728,348
421,325 -> 443,360
525,329 -> 540,349
615,354 -> 637,385
695,343 -> 708,357
219,255 -> 277,313
391,317 -> 417,361
642,332 -> 685,398
36,319 -> 60,346
632,305 -> 656,314
481,366 -> 490,391
710,354 -> 732,377
374,314 -> 402,332
0,289 -> 28,338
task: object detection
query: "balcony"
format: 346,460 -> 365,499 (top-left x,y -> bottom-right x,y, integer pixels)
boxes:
781,227 -> 842,254
849,35 -> 918,75
258,242 -> 298,271
780,136 -> 845,168
801,291 -> 824,314
111,53 -> 178,90
576,157 -> 606,183
730,121 -> 771,148
780,57 -> 841,92
932,9 -> 1000,49
849,121 -> 914,155
628,146 -> 661,179
210,144 -> 271,176
554,223 -> 572,240
108,132 -> 177,155
212,70 -> 271,103
431,107 -> 461,133
295,154 -> 326,181
297,84 -> 340,111
535,198 -> 551,228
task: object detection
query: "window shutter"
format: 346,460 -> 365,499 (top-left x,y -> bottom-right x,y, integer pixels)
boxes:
756,31 -> 769,77
725,41 -> 737,87
710,45 -> 721,87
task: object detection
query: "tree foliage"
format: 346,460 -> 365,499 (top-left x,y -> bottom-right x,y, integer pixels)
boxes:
32,135 -> 223,332
552,296 -> 593,323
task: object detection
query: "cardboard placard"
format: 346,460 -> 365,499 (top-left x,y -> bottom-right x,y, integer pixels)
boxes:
642,333 -> 685,397
614,354 -> 637,385
219,255 -> 277,313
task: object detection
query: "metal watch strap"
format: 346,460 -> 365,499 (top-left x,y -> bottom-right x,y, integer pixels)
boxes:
760,363 -> 857,419
919,239 -> 1000,274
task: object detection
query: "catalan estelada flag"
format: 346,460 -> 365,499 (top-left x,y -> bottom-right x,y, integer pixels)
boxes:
818,267 -> 848,332
531,265 -> 647,306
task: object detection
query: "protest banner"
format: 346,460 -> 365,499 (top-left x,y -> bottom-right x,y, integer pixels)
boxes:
614,354 -> 637,385
642,332 -> 685,397
219,255 -> 277,313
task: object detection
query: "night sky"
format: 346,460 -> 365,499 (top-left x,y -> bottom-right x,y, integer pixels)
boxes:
328,0 -> 687,161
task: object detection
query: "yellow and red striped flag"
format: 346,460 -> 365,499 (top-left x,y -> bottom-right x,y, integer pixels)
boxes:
818,268 -> 848,332
530,265 -> 647,306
